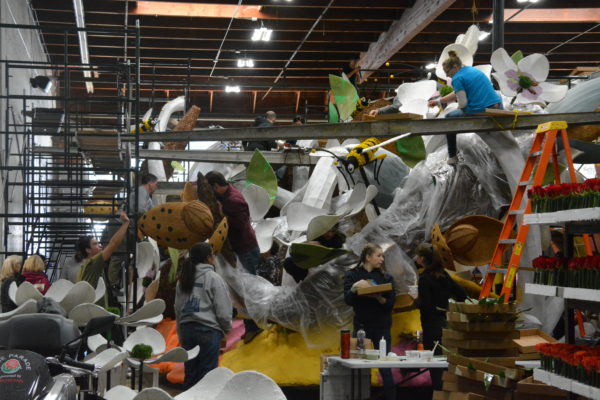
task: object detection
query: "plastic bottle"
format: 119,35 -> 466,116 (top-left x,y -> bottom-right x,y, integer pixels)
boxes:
356,326 -> 366,357
379,337 -> 387,360
416,330 -> 424,350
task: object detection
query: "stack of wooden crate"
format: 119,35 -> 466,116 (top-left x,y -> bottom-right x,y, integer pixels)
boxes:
433,301 -> 524,400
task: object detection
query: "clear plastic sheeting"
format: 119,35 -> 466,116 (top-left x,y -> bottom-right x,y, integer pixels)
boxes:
215,254 -> 355,347
348,134 -> 511,259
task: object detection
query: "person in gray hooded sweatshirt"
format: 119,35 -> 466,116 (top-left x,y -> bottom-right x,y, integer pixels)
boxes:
175,242 -> 232,389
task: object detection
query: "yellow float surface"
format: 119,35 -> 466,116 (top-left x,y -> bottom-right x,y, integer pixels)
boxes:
220,310 -> 422,386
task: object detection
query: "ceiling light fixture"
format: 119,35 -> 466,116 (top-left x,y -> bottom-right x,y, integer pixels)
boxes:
237,58 -> 254,68
252,27 -> 272,41
225,85 -> 241,93
73,0 -> 94,94
479,31 -> 491,40
425,63 -> 437,70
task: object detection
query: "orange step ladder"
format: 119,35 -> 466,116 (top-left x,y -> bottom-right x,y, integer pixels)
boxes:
479,121 -> 593,302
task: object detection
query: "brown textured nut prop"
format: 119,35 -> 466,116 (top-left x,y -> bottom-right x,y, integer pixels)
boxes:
180,181 -> 198,202
83,200 -> 118,221
208,217 -> 229,254
140,201 -> 213,249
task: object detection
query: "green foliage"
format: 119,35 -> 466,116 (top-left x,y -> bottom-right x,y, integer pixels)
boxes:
105,307 -> 121,316
511,50 -> 524,65
171,161 -> 185,171
439,84 -> 454,97
168,247 -> 180,283
395,136 -> 426,168
518,75 -> 534,89
246,150 -> 278,205
131,344 -> 153,360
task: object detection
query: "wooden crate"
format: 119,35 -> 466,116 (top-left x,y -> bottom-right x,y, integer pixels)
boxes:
442,372 -> 514,400
443,337 -> 517,350
356,282 -> 392,295
446,347 -> 520,358
447,354 -> 524,380
433,391 -> 488,400
516,376 -> 568,398
514,329 -> 557,353
447,312 -> 518,323
443,329 -> 520,341
450,364 -> 518,389
449,302 -> 517,314
447,321 -> 517,332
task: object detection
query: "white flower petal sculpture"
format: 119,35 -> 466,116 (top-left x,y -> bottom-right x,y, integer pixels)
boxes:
133,388 -> 174,400
474,65 -> 493,81
214,371 -> 287,400
14,281 -> 43,305
400,99 -> 430,118
347,184 -> 378,217
8,281 -> 17,304
306,215 -> 341,242
302,157 -> 337,209
457,24 -> 480,56
137,242 -> 159,279
87,334 -> 109,354
117,299 -> 166,325
86,348 -> 129,373
146,345 -> 199,364
123,326 -> 166,355
396,80 -> 437,104
69,303 -> 118,326
104,385 -> 137,400
273,186 -> 294,209
0,299 -> 38,322
490,48 -> 568,105
254,219 -> 279,253
285,202 -> 327,232
242,184 -> 271,222
59,281 -> 96,313
94,277 -> 106,304
175,367 -> 234,400
436,43 -> 473,82
45,279 -> 74,302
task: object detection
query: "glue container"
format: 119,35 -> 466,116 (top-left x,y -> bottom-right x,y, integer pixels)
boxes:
379,337 -> 387,360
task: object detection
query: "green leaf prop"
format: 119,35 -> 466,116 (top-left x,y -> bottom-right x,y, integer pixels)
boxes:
168,247 -> 180,283
511,50 -> 524,65
328,74 -> 359,121
131,344 -> 153,360
395,136 -> 426,168
105,306 -> 121,317
328,100 -> 340,123
171,161 -> 185,171
439,84 -> 454,97
290,243 -> 350,269
246,150 -> 278,205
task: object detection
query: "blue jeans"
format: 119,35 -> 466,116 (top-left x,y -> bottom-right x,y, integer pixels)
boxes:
444,103 -> 503,158
355,326 -> 395,400
179,323 -> 223,390
236,246 -> 260,275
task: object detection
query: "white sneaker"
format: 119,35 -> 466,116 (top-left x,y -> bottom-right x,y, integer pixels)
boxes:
447,156 -> 459,165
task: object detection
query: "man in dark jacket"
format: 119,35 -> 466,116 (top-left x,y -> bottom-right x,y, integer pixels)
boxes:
244,110 -> 277,151
205,171 -> 263,342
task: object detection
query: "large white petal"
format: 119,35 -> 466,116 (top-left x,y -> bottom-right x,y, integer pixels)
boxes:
518,53 -> 549,82
436,43 -> 472,81
474,64 -> 492,81
516,91 -> 541,105
461,24 -> 480,56
490,48 -> 517,74
538,81 -> 569,103
285,202 -> 327,232
491,72 -> 517,97
400,99 -> 429,117
241,184 -> 271,222
123,326 -> 166,355
396,80 -> 437,103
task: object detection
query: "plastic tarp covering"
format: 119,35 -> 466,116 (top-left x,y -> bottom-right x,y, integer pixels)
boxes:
347,134 -> 511,257
215,254 -> 355,347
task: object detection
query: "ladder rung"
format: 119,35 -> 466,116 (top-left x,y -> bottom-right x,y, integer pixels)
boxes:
499,239 -> 516,245
509,209 -> 524,215
530,151 -> 542,157
519,180 -> 533,186
488,268 -> 508,274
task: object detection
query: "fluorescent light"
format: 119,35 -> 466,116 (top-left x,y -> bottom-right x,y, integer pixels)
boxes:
73,0 -> 94,92
252,27 -> 272,42
425,63 -> 437,70
225,85 -> 241,93
237,58 -> 255,68
479,31 -> 491,40
85,81 -> 94,94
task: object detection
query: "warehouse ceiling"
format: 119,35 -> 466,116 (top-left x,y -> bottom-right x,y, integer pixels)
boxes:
31,0 -> 600,126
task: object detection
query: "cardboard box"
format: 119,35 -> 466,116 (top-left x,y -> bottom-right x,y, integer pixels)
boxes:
450,364 -> 517,389
442,372 -> 513,400
447,354 -> 524,380
514,329 -> 557,353
516,376 -> 568,398
443,337 -> 517,350
356,282 -> 393,295
447,321 -> 517,333
447,312 -> 517,323
449,302 -> 517,314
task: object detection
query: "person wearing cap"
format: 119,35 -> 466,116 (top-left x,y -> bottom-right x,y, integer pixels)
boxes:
427,50 -> 502,165
244,111 -> 278,151
415,243 -> 467,390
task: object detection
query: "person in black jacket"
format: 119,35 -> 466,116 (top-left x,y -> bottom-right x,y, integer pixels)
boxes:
344,243 -> 396,400
416,243 -> 467,390
244,111 -> 277,151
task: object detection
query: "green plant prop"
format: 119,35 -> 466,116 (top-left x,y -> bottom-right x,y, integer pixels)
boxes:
131,344 -> 153,360
246,150 -> 278,205
439,84 -> 454,98
328,74 -> 359,121
395,136 -> 426,168
105,306 -> 121,317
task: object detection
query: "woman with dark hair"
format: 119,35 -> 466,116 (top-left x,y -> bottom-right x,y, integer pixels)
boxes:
175,242 -> 232,389
344,243 -> 396,400
75,211 -> 129,306
415,243 -> 467,390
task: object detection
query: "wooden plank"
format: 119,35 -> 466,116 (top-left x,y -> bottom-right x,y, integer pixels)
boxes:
443,329 -> 519,341
443,337 -> 517,350
447,354 -> 523,380
514,329 -> 557,354
357,0 -> 456,82
119,112 -> 600,142
356,282 -> 393,295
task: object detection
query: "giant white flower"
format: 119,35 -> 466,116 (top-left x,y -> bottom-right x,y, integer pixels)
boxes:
491,48 -> 568,105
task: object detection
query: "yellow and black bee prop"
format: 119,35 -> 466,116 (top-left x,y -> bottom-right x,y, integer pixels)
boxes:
130,118 -> 156,134
345,137 -> 387,174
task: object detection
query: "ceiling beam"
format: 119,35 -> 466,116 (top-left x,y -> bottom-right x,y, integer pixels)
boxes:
357,0 -> 456,82
132,2 -> 268,19
497,8 -> 600,23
